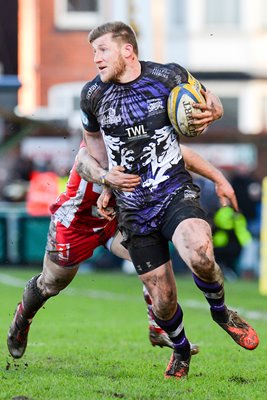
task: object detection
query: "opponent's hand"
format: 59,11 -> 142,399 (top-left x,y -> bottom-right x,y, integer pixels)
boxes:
215,180 -> 239,212
104,166 -> 141,192
97,187 -> 116,221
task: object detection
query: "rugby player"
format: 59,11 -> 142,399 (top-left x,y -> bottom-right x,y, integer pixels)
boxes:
81,21 -> 259,380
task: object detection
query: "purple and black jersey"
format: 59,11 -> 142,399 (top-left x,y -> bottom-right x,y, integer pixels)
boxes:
80,61 -> 195,234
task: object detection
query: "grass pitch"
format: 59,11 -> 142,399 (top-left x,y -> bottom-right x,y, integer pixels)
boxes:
0,268 -> 266,400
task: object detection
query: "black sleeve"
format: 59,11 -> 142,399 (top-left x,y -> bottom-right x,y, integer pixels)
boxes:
80,82 -> 100,132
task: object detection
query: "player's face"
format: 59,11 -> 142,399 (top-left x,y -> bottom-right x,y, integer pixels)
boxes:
92,33 -> 127,83
92,34 -> 126,83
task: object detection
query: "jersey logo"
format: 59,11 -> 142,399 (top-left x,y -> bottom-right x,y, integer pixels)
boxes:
80,110 -> 89,126
147,98 -> 164,115
86,82 -> 99,99
174,74 -> 183,85
101,107 -> 122,126
125,124 -> 149,140
151,67 -> 170,79
56,243 -> 70,261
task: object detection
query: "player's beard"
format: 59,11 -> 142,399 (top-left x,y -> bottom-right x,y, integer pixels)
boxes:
105,55 -> 127,83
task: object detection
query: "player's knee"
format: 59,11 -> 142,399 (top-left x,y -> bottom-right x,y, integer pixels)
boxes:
42,252 -> 78,296
190,245 -> 216,281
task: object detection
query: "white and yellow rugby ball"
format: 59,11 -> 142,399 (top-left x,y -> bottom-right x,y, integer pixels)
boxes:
167,77 -> 206,138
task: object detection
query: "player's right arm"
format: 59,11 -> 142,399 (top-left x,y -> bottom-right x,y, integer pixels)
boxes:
80,130 -> 141,191
80,80 -> 140,191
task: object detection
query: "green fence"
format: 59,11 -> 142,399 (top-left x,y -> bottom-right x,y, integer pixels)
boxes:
0,217 -> 7,263
18,216 -> 50,263
0,202 -> 49,265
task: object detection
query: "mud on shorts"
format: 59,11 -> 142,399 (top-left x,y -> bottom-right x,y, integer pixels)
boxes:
121,184 -> 208,275
46,216 -> 118,267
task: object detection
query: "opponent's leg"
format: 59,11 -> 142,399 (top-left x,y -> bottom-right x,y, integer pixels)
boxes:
173,218 -> 259,350
7,253 -> 78,358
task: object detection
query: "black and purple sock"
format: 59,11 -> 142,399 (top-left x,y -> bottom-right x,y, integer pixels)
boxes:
193,273 -> 228,322
152,304 -> 190,358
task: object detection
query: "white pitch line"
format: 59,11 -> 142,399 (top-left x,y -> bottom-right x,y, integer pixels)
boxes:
0,273 -> 267,322
183,299 -> 267,322
65,286 -> 133,301
0,273 -> 28,287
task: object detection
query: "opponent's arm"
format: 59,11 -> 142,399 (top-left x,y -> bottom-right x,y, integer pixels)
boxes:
96,186 -> 115,221
181,144 -> 238,211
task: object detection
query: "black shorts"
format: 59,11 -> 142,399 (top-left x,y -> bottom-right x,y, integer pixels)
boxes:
121,184 -> 207,275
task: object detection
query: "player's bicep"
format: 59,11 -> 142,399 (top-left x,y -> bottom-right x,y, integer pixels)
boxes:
83,129 -> 109,169
83,128 -> 102,150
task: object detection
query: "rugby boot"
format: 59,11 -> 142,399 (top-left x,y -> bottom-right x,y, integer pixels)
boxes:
211,308 -> 259,350
149,325 -> 199,355
149,325 -> 174,348
7,303 -> 31,359
165,350 -> 191,380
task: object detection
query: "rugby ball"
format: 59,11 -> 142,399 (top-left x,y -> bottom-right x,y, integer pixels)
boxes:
167,81 -> 206,137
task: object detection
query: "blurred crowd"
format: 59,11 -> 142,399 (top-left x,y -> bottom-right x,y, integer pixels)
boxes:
0,154 -> 69,205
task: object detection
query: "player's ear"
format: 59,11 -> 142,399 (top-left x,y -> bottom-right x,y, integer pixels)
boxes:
122,43 -> 133,58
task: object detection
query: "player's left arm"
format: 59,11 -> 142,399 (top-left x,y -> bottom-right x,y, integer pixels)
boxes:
181,68 -> 223,132
181,144 -> 238,211
191,88 -> 224,133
